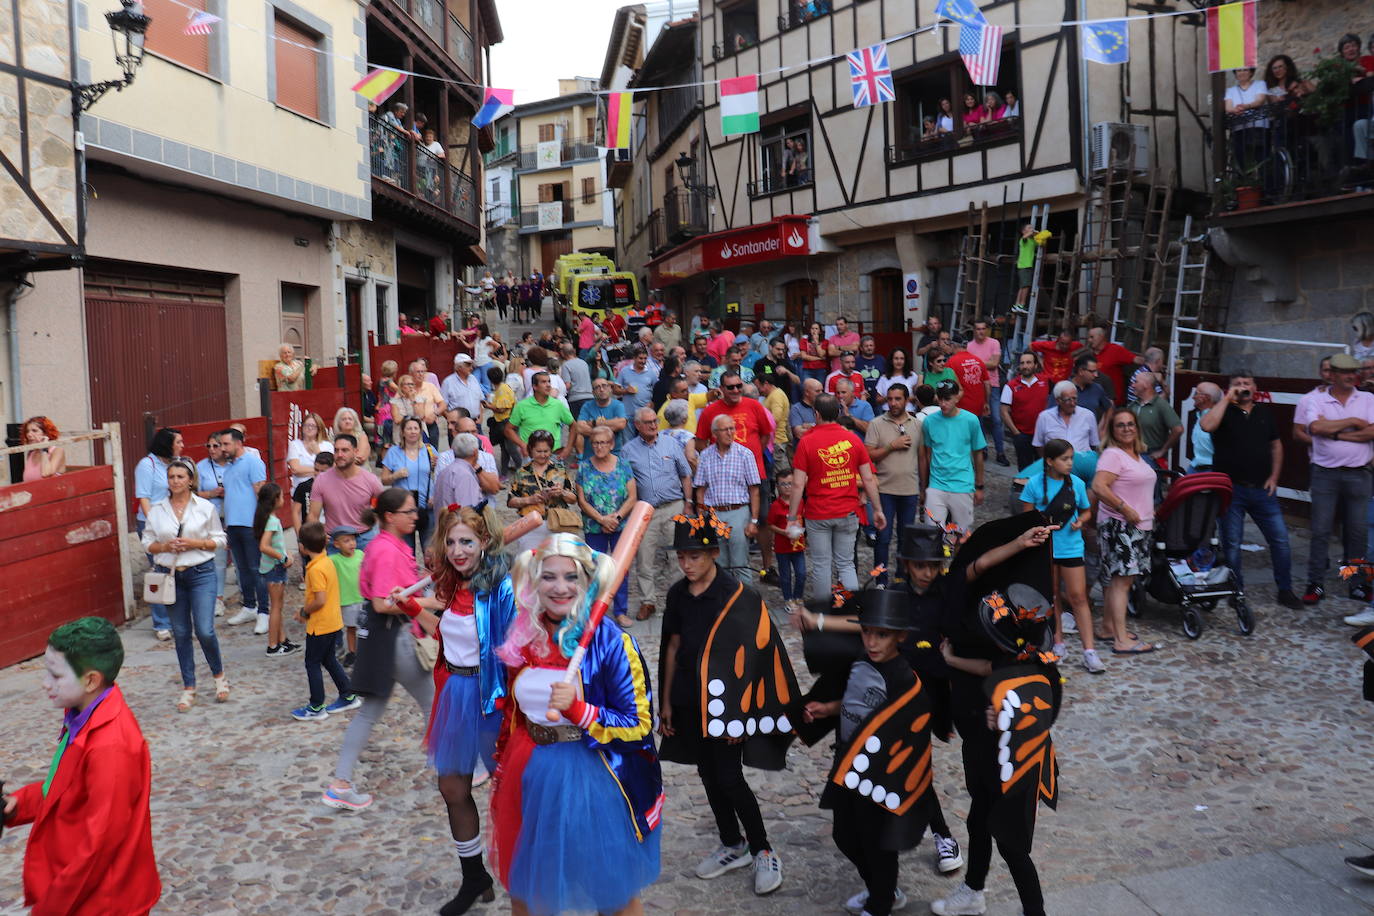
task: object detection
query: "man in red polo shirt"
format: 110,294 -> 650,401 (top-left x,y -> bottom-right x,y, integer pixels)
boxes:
787,395 -> 884,600
1030,329 -> 1083,384
999,350 -> 1050,471
947,337 -> 991,420
1087,324 -> 1138,403
695,367 -> 777,574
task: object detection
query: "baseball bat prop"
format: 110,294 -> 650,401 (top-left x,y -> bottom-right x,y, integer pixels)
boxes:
547,501 -> 655,720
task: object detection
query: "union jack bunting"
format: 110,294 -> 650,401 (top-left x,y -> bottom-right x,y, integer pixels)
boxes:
960,20 -> 1004,86
847,42 -> 896,108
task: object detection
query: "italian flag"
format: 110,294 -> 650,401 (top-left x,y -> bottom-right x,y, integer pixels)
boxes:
720,75 -> 760,136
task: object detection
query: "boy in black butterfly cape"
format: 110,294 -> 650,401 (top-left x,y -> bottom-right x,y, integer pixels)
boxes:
657,510 -> 799,896
930,511 -> 1061,916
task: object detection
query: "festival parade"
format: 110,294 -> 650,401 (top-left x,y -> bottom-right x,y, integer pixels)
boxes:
4,0 -> 1374,913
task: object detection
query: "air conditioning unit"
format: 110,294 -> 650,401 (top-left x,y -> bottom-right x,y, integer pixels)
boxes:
1090,122 -> 1151,173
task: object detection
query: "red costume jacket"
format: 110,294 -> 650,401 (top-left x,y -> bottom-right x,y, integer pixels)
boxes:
7,685 -> 160,916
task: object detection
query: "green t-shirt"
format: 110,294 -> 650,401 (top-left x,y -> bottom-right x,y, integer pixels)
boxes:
509,395 -> 575,448
922,367 -> 956,389
1017,236 -> 1037,269
330,550 -> 365,606
257,516 -> 284,574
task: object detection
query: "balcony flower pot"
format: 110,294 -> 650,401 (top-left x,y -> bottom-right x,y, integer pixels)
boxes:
1234,186 -> 1262,210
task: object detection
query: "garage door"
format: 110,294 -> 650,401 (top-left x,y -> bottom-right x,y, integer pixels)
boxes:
84,264 -> 231,518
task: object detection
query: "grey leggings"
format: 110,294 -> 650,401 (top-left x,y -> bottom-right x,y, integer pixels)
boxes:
334,629 -> 435,782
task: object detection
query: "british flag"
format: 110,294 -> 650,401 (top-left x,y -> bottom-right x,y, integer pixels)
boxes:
847,42 -> 896,109
960,21 -> 1004,86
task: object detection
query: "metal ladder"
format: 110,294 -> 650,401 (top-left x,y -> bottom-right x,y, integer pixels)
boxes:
1170,214 -> 1211,371
1008,203 -> 1051,356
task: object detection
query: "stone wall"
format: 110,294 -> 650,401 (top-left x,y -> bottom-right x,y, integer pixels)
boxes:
1217,214 -> 1374,378
1257,0 -> 1369,75
336,220 -> 396,278
484,224 -> 522,277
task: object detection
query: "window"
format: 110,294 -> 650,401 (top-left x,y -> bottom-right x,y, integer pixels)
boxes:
586,117 -> 596,140
891,48 -> 1021,164
753,113 -> 811,196
783,0 -> 832,30
490,180 -> 501,203
142,0 -> 211,74
582,177 -> 596,204
274,13 -> 321,120
720,1 -> 758,56
538,123 -> 556,142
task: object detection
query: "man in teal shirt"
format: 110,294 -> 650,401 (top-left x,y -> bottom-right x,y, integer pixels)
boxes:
920,379 -> 986,531
575,377 -> 628,459
505,371 -> 575,461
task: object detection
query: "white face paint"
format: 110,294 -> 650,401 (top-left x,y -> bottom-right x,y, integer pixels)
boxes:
43,646 -> 91,710
445,523 -> 483,577
538,555 -> 582,619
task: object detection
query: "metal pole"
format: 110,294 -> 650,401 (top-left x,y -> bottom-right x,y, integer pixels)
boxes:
105,422 -> 134,620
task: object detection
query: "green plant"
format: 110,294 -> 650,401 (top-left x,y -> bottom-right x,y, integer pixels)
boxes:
1301,56 -> 1361,126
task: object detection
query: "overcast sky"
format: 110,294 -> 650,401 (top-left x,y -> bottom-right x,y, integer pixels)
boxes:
489,0 -> 632,104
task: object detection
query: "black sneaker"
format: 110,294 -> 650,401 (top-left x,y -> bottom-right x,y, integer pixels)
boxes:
1276,590 -> 1303,610
996,453 -> 1010,467
282,639 -> 302,653
760,568 -> 781,587
343,651 -> 356,667
1302,584 -> 1324,605
1345,853 -> 1374,877
1352,583 -> 1372,602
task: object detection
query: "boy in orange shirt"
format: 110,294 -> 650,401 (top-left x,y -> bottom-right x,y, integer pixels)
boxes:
292,522 -> 360,721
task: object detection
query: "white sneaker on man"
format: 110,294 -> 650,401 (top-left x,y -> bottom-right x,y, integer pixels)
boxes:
930,882 -> 986,915
254,614 -> 269,635
844,887 -> 908,914
752,848 -> 782,895
1343,608 -> 1374,627
226,607 -> 256,626
694,842 -> 751,879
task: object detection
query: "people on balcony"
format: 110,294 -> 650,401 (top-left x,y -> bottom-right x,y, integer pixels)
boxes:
961,92 -> 983,127
979,91 -> 1006,122
788,137 -> 810,186
936,98 -> 955,134
1224,68 -> 1271,174
1003,89 -> 1020,118
1264,55 -> 1314,105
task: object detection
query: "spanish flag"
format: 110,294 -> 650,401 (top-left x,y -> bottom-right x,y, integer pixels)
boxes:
1206,1 -> 1256,73
606,91 -> 632,150
351,67 -> 408,104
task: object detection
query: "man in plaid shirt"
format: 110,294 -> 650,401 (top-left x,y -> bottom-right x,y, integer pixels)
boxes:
693,413 -> 761,584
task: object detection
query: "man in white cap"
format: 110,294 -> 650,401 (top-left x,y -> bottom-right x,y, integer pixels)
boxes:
442,353 -> 486,429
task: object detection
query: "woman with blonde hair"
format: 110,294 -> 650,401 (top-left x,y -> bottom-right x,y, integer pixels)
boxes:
21,416 -> 66,480
1091,408 -> 1159,656
287,412 -> 329,536
490,534 -> 661,916
332,406 -> 371,465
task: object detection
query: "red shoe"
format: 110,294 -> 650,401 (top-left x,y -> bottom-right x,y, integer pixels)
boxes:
1302,583 -> 1324,605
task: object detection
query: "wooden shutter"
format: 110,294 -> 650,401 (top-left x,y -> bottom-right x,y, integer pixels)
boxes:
538,183 -> 553,202
582,177 -> 595,203
274,14 -> 320,119
586,117 -> 595,139
142,0 -> 210,74
561,181 -> 571,201
538,123 -> 555,142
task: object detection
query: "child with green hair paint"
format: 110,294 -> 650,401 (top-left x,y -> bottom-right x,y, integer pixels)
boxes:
1,617 -> 160,915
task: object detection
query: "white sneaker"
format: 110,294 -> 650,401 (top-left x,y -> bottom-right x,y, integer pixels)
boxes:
1061,612 -> 1078,634
694,842 -> 751,879
1082,648 -> 1107,674
214,597 -> 225,617
1344,608 -> 1374,627
844,887 -> 908,914
254,614 -> 269,635
933,833 -> 964,873
1052,642 -> 1067,659
752,848 -> 782,895
930,883 -> 986,916
226,607 -> 256,626
155,629 -> 172,642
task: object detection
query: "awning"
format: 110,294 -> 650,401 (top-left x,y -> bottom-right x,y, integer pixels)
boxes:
647,215 -> 812,288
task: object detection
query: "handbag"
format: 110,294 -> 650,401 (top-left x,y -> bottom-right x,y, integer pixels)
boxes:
545,504 -> 583,534
412,620 -> 439,672
143,518 -> 181,605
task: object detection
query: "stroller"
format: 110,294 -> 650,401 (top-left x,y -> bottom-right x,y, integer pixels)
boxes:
1133,472 -> 1255,639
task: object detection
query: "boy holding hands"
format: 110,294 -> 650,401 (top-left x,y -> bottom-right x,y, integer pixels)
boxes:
1,617 -> 160,915
292,522 -> 360,721
330,525 -> 366,667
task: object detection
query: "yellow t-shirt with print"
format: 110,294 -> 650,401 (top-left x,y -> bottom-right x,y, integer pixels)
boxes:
491,382 -> 517,422
304,553 -> 344,636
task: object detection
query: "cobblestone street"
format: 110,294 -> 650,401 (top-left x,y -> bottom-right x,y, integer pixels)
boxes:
4,460 -> 1374,915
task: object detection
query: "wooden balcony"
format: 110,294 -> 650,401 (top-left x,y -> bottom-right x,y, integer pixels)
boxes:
369,116 -> 479,242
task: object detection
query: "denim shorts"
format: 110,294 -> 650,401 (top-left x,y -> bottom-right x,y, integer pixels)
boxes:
262,563 -> 287,585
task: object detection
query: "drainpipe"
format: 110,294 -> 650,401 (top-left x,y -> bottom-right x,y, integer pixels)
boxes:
5,275 -> 28,422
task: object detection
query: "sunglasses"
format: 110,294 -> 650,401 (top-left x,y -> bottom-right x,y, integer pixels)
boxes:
723,383 -> 744,390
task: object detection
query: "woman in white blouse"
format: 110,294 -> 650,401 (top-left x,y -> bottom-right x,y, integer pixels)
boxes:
287,412 -> 329,535
142,459 -> 230,712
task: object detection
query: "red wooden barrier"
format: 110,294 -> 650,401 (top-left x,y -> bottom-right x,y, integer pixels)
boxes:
0,466 -> 123,667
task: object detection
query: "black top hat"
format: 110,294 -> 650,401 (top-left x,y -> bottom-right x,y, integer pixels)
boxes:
667,509 -> 731,552
848,588 -> 917,631
977,582 -> 1054,658
896,523 -> 946,564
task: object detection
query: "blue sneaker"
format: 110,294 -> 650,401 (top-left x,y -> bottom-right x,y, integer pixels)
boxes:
291,704 -> 329,722
326,695 -> 362,713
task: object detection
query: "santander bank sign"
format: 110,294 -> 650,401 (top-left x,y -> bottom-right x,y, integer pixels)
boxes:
700,217 -> 810,271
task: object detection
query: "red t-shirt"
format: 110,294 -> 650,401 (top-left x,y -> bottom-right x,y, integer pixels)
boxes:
694,398 -> 774,477
1002,374 -> 1051,434
428,315 -> 447,336
1030,340 -> 1082,384
792,422 -> 872,520
825,370 -> 865,395
1092,342 -> 1137,399
767,498 -> 805,554
947,350 -> 990,416
603,313 -> 627,343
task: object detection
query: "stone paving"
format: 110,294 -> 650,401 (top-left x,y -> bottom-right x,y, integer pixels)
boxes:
4,323 -> 1374,913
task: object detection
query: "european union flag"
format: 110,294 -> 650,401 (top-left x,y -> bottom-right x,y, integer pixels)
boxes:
935,0 -> 987,28
1081,20 -> 1129,65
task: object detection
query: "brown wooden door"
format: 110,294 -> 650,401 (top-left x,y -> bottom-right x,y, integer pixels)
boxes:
870,269 -> 903,334
345,281 -> 364,358
542,235 -> 573,279
783,278 -> 817,328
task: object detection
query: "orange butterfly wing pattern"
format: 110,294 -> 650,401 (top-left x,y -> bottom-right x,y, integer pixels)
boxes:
698,585 -> 801,740
827,679 -> 935,816
986,667 -> 1059,810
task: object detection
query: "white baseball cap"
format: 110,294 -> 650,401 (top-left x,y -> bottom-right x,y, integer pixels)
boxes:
455,354 -> 473,364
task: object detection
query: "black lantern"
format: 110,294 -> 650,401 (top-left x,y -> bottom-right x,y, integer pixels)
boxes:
75,0 -> 153,111
674,151 -> 716,198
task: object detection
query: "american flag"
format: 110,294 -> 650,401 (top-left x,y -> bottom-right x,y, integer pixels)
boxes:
847,42 -> 896,108
960,21 -> 1003,86
183,10 -> 221,35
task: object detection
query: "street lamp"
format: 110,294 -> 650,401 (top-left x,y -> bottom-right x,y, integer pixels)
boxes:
75,0 -> 153,112
674,151 -> 716,198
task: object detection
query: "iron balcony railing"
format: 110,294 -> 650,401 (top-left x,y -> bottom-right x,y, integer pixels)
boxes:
517,137 -> 600,170
886,116 -> 1022,167
518,200 -> 575,228
369,115 -> 478,228
663,188 -> 709,239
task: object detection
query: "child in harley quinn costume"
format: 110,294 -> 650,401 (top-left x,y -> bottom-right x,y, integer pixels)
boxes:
490,534 -> 663,916
405,505 -> 516,916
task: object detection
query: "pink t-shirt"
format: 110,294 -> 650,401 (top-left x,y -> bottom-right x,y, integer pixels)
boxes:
358,529 -> 421,600
578,315 -> 596,351
1293,387 -> 1374,469
966,337 -> 1002,386
1095,447 -> 1157,530
826,332 -> 861,370
706,330 -> 736,363
311,467 -> 383,531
